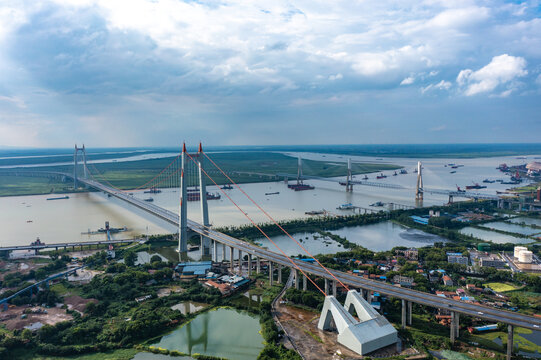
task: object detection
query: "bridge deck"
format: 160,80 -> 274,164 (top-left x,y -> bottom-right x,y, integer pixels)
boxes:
74,176 -> 540,330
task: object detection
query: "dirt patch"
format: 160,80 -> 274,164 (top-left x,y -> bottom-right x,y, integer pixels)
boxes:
0,305 -> 72,331
67,268 -> 103,284
68,250 -> 101,259
0,260 -> 46,280
64,295 -> 97,314
157,286 -> 184,298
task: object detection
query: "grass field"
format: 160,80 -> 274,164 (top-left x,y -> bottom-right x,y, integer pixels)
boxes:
0,151 -> 400,196
483,282 -> 519,292
0,175 -> 75,197
26,348 -> 138,360
472,327 -> 541,354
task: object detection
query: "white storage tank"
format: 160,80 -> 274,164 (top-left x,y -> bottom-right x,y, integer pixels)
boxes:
514,246 -> 527,258
518,250 -> 533,263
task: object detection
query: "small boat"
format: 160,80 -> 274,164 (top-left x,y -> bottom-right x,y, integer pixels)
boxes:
305,210 -> 325,215
143,197 -> 154,202
221,184 -> 234,190
363,175 -> 369,180
399,169 -> 407,174
144,187 -> 161,194
265,191 -> 279,195
337,203 -> 355,210
393,171 -> 398,176
450,171 -> 456,174
46,195 -> 69,200
370,201 -> 384,207
466,183 -> 487,190
376,173 -> 387,179
482,179 -> 495,183
26,220 -> 33,223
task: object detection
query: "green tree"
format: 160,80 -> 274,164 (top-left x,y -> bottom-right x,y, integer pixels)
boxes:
124,251 -> 137,267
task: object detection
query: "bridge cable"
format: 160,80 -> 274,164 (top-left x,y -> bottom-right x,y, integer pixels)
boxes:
184,151 -> 326,296
202,151 -> 351,292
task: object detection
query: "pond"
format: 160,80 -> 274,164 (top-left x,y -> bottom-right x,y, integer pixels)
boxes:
330,221 -> 447,252
256,231 -> 344,256
479,222 -> 541,236
150,308 -> 264,360
256,221 -> 447,255
170,301 -> 207,315
508,217 -> 541,228
119,251 -> 168,265
459,227 -> 533,244
131,353 -> 193,360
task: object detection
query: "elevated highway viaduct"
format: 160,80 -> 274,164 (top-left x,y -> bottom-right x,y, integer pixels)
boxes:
14,174 -> 539,360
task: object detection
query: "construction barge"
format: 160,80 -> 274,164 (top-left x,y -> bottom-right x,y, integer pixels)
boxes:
288,183 -> 314,191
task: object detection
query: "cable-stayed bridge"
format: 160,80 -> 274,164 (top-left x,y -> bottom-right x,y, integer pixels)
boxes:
1,144 -> 536,358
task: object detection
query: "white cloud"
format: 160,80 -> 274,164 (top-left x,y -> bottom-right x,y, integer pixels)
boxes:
457,54 -> 527,96
0,95 -> 26,109
421,80 -> 451,93
430,124 -> 446,132
400,76 -> 415,85
328,73 -> 343,81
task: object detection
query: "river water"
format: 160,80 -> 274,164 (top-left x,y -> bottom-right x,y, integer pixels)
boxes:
0,153 -> 538,248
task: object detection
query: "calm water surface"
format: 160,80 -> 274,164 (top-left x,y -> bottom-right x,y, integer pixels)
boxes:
479,222 -> 541,236
151,308 -> 264,360
459,227 -> 533,244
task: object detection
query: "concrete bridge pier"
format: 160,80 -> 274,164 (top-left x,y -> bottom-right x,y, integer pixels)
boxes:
325,278 -> 330,295
222,243 -> 226,262
401,300 -> 407,329
294,269 -> 299,289
408,301 -> 412,325
256,257 -> 261,273
332,280 -> 337,297
238,250 -> 242,274
229,247 -> 234,272
269,262 -> 274,286
303,274 -> 307,291
277,265 -> 282,283
507,325 -> 514,360
450,311 -> 456,343
248,254 -> 252,276
455,312 -> 459,339
213,241 -> 217,262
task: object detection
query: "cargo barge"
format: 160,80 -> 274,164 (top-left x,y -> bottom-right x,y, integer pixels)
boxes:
46,195 -> 69,200
288,184 -> 315,191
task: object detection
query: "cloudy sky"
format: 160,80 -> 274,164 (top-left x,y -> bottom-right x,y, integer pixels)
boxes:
0,0 -> 540,147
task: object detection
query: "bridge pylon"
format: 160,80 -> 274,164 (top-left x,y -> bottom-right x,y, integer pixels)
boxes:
415,161 -> 423,200
178,143 -> 211,258
297,156 -> 303,185
73,144 -> 87,189
346,158 -> 353,192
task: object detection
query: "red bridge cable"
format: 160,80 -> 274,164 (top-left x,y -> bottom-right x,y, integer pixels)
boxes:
202,151 -> 350,292
184,151 -> 326,296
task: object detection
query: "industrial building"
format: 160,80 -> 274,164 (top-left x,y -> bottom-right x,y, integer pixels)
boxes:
514,246 -> 533,263
174,261 -> 212,279
448,255 -> 469,265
